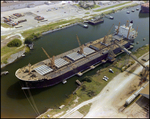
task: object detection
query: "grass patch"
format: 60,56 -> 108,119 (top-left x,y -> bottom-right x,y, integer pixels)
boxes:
85,12 -> 90,14
115,3 -> 138,11
1,23 -> 13,28
1,45 -> 25,64
25,46 -> 30,53
132,44 -> 149,58
21,18 -> 80,38
1,35 -> 8,40
78,103 -> 92,116
92,5 -> 100,9
93,1 -> 131,12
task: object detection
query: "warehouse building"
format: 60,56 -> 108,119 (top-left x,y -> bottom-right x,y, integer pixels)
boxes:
98,1 -> 111,5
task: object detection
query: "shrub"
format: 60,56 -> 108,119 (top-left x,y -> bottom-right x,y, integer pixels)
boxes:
82,76 -> 92,82
87,90 -> 95,97
7,38 -> 22,47
131,61 -> 135,65
24,37 -> 33,44
121,66 -> 126,72
81,85 -> 86,91
24,33 -> 41,44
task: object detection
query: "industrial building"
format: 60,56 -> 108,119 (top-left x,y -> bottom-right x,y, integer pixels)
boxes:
98,1 -> 111,5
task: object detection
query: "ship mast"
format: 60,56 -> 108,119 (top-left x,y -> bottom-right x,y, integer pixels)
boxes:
76,34 -> 84,55
116,22 -> 120,35
126,20 -> 129,27
127,26 -> 131,39
41,47 -> 55,69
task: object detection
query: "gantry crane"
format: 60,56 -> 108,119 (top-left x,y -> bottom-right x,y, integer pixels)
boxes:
113,39 -> 149,79
41,47 -> 55,69
76,34 -> 84,55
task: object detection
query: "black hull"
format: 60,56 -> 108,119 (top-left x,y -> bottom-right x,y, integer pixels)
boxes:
141,5 -> 149,13
20,42 -> 131,89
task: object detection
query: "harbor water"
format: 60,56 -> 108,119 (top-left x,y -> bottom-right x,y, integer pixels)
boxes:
1,5 -> 149,118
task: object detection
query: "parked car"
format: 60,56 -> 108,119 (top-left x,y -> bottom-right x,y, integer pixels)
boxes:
104,76 -> 109,80
109,69 -> 114,73
103,77 -> 108,82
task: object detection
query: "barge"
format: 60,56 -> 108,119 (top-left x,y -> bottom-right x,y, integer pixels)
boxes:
15,21 -> 138,89
141,2 -> 149,13
88,15 -> 104,25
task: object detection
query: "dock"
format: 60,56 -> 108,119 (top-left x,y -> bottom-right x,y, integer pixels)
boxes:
76,79 -> 82,86
73,80 -> 83,95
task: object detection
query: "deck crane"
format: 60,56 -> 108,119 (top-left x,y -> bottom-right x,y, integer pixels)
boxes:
112,39 -> 149,79
126,20 -> 129,27
41,47 -> 55,69
76,34 -> 84,55
101,24 -> 114,49
116,22 -> 120,35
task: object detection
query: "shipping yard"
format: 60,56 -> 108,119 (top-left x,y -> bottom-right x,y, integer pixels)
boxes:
1,1 -> 149,118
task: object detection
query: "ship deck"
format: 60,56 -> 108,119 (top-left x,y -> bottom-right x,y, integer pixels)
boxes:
16,35 -> 129,81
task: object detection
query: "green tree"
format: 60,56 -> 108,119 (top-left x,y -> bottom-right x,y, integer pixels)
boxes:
7,39 -> 22,47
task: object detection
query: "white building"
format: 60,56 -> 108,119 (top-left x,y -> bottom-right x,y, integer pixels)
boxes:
98,1 -> 111,5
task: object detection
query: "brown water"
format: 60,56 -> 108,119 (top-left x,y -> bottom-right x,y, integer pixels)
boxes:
1,5 -> 149,118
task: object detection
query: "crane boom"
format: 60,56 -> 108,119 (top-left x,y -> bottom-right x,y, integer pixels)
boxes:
106,24 -> 114,37
116,22 -> 120,35
101,24 -> 114,49
76,34 -> 81,46
41,47 -> 51,61
41,47 -> 55,68
127,26 -> 131,39
126,20 -> 129,27
76,34 -> 84,54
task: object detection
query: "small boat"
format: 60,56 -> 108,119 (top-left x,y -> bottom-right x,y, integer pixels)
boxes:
1,71 -> 9,76
28,43 -> 34,50
83,24 -> 88,28
131,9 -> 135,12
136,8 -> 139,11
109,16 -> 114,19
62,80 -> 67,84
22,54 -> 25,57
136,41 -> 139,44
126,11 -> 130,14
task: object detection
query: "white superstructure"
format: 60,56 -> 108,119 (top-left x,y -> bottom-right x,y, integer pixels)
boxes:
115,21 -> 138,40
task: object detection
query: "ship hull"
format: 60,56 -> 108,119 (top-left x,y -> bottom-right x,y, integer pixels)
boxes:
141,4 -> 149,13
19,42 -> 131,89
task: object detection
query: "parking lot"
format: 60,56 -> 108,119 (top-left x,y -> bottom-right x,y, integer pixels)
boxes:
1,1 -> 139,36
1,2 -> 85,36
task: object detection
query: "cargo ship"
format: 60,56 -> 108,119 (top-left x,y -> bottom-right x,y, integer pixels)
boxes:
141,2 -> 149,13
15,21 -> 138,89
